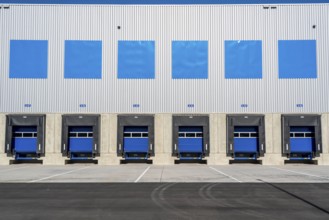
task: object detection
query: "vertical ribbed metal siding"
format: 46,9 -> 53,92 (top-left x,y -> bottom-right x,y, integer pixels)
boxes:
0,4 -> 328,113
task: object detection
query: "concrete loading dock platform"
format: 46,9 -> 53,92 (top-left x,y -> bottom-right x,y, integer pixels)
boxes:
1,113 -> 329,165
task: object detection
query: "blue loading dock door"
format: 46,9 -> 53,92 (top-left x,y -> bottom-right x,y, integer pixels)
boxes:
281,115 -> 322,159
12,126 -> 38,160
123,126 -> 149,159
68,126 -> 94,159
172,115 -> 209,159
226,115 -> 265,159
233,126 -> 259,160
61,115 -> 100,159
117,115 -> 154,159
5,115 -> 46,159
178,126 -> 203,159
289,126 -> 315,160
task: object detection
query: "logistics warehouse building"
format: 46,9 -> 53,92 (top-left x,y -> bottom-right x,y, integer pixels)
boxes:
0,0 -> 329,165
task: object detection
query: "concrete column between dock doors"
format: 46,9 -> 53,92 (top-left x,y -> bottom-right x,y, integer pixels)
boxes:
0,114 -> 10,165
153,114 -> 175,165
317,113 -> 329,165
208,113 -> 230,165
262,114 -> 285,165
43,114 -> 66,165
98,114 -> 121,165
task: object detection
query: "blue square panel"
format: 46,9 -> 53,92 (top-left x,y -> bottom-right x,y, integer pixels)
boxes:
225,40 -> 262,79
9,40 -> 48,78
64,40 -> 102,79
118,41 -> 155,79
172,41 -> 208,79
278,40 -> 317,79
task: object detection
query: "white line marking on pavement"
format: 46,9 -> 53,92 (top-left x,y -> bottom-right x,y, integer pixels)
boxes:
135,166 -> 151,183
0,166 -> 30,173
209,167 -> 242,183
29,166 -> 91,183
270,167 -> 329,180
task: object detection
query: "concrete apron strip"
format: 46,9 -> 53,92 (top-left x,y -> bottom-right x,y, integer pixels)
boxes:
209,167 -> 242,183
0,166 -> 30,173
29,166 -> 91,183
270,167 -> 329,180
134,166 -> 151,183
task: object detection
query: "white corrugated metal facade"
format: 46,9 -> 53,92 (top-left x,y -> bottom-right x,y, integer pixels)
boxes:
0,4 -> 328,113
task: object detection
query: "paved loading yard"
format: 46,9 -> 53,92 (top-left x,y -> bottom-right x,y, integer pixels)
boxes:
1,165 -> 329,220
0,164 -> 328,183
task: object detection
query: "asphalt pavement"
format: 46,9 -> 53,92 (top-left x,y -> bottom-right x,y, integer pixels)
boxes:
0,183 -> 329,220
0,164 -> 328,219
